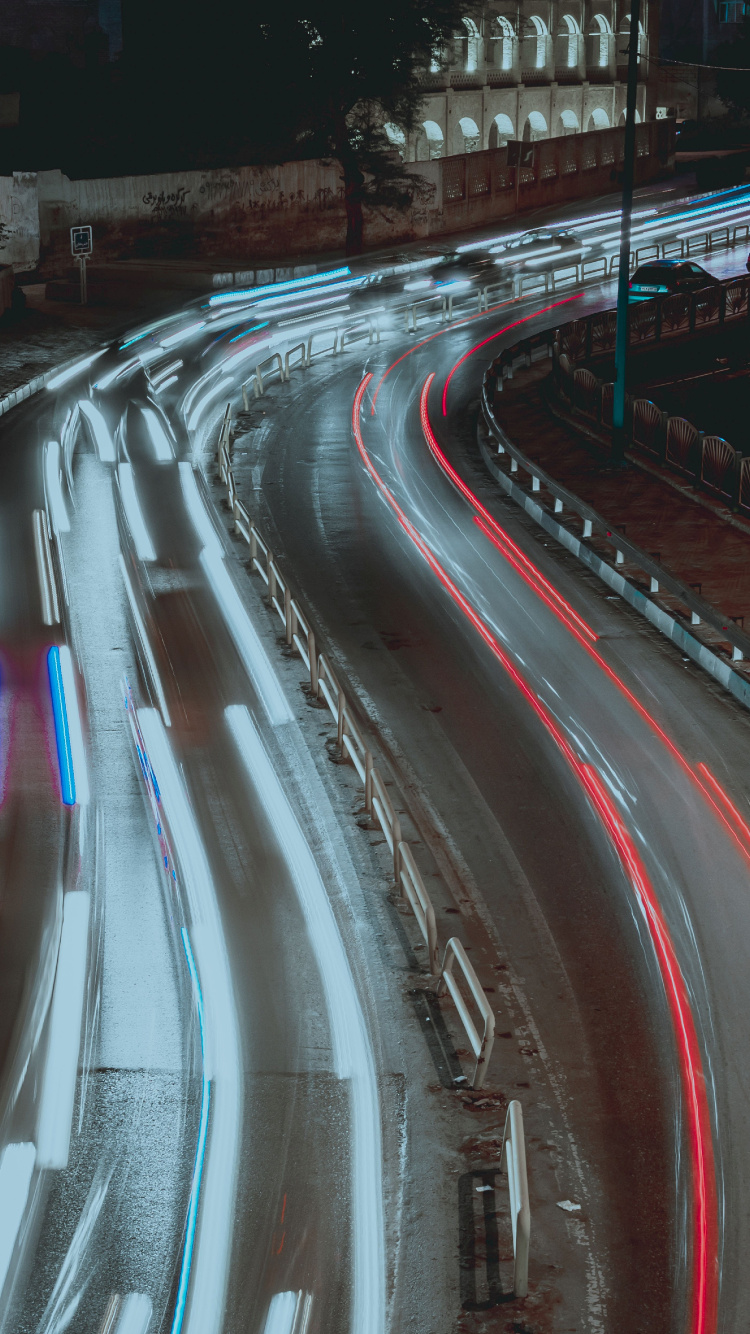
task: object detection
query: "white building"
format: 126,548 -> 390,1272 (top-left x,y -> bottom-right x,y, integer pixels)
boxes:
390,1 -> 657,161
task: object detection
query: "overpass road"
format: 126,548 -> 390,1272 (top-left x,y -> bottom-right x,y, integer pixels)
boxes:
1,180 -> 750,1334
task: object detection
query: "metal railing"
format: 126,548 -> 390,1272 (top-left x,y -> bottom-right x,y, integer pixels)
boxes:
482,378 -> 750,663
216,408 -> 508,1088
502,1100 -> 531,1297
241,318 -> 382,405
436,937 -> 496,1090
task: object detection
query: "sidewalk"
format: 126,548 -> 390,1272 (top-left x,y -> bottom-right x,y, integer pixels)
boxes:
0,284 -> 176,400
493,362 -> 750,664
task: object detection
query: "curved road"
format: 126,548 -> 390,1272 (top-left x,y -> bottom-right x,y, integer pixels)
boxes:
1,179 -> 749,1334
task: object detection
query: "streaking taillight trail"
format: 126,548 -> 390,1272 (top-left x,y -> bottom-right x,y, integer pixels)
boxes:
353,372 -> 719,1334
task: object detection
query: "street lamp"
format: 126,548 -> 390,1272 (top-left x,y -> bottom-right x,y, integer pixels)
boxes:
612,0 -> 641,465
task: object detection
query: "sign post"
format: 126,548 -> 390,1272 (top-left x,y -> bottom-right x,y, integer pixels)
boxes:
70,226 -> 93,306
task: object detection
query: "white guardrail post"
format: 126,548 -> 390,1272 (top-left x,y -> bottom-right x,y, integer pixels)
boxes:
436,937 -> 495,1089
502,1099 -> 531,1298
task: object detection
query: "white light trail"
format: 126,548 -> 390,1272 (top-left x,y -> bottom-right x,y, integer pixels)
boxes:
154,374 -> 179,395
225,706 -> 385,1334
117,463 -> 157,562
0,1143 -> 35,1296
45,441 -> 70,534
36,891 -> 91,1169
187,378 -> 234,433
178,463 -> 224,558
182,370 -> 221,421
160,321 -> 206,350
58,645 -> 90,806
253,292 -> 352,320
151,359 -> 183,388
142,407 -> 174,462
221,344 -> 271,374
277,306 -> 350,329
46,350 -> 106,392
77,400 -> 115,462
262,1291 -> 312,1334
93,358 -> 139,392
114,1293 -> 153,1334
208,265 -> 351,307
201,550 -> 292,726
136,709 -> 241,1334
118,555 -> 171,726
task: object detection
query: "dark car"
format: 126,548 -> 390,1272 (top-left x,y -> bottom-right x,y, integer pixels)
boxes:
629,259 -> 719,302
432,248 -> 499,284
492,229 -> 584,273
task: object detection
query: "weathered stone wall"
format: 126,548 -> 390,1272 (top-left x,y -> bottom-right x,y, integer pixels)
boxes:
0,172 -> 41,270
35,159 -> 440,266
2,121 -> 673,274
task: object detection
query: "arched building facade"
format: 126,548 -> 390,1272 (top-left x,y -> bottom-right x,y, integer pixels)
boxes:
400,1 -> 656,161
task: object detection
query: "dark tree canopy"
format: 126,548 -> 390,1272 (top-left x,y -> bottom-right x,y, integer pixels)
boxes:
1,0 -> 475,251
271,1 -> 476,251
715,16 -> 750,118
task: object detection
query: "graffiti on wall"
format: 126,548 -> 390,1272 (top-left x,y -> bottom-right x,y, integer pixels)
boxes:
142,186 -> 191,217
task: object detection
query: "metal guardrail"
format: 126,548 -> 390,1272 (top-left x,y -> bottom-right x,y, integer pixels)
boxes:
33,508 -> 60,626
436,937 -> 496,1090
217,407 -> 502,1087
502,1100 -> 531,1298
241,318 -> 382,405
481,380 -> 750,664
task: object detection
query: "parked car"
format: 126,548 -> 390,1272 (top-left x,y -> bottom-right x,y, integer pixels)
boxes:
628,259 -> 720,302
491,228 -> 585,273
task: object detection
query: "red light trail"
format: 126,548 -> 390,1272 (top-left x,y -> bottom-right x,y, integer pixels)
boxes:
353,371 -> 718,1334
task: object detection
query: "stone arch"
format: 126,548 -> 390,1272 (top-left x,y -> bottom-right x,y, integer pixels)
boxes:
558,108 -> 580,135
384,122 -> 406,157
462,16 -> 482,71
618,107 -> 642,126
416,119 -> 444,160
559,14 -> 582,67
589,13 -> 612,67
492,15 -> 516,70
489,112 -> 515,147
528,14 -> 550,68
457,115 -> 481,153
618,13 -> 646,60
522,109 -> 548,142
587,107 -> 610,132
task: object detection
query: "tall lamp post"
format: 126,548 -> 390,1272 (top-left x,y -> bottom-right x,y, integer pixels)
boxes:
612,0 -> 642,465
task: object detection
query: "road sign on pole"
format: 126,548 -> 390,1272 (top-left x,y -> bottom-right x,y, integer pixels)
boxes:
70,226 -> 93,306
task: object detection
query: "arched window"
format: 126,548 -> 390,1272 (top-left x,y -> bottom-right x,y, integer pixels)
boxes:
528,15 -> 550,69
458,115 -> 481,153
523,110 -> 548,142
421,119 -> 444,159
558,108 -> 580,135
462,16 -> 482,71
590,14 -> 612,67
618,107 -> 641,125
489,112 -> 515,147
384,123 -> 406,156
587,107 -> 610,131
493,15 -> 516,70
560,14 -> 582,67
619,14 -> 646,60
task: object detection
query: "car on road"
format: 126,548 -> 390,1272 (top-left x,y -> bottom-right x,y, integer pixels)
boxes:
491,228 -> 585,274
431,248 -> 499,284
628,258 -> 720,302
